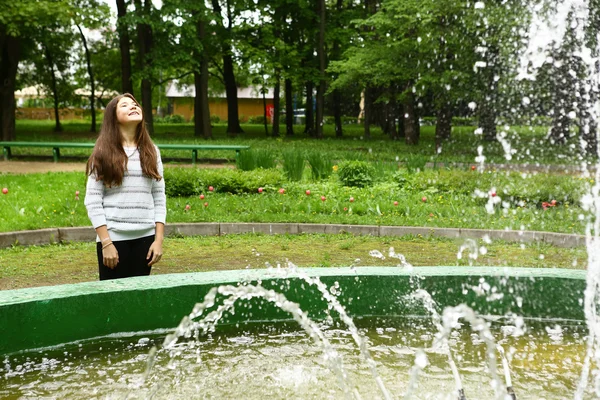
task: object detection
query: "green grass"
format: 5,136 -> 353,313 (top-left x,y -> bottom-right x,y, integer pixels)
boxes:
0,168 -> 589,234
0,233 -> 586,290
13,120 -> 592,166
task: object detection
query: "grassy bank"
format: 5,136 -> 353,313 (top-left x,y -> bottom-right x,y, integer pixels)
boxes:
0,168 -> 589,234
0,233 -> 586,290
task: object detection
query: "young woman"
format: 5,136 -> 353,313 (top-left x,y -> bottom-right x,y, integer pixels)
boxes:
84,93 -> 166,280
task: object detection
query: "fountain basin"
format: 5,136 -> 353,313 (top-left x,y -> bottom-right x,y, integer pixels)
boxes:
0,266 -> 586,356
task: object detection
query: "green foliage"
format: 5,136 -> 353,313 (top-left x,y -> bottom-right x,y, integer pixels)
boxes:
236,148 -> 277,171
197,168 -> 284,194
337,160 -> 375,188
404,155 -> 428,173
210,115 -> 221,124
306,151 -> 333,181
163,168 -> 203,197
247,115 -> 266,124
163,114 -> 186,124
281,150 -> 305,181
163,167 -> 284,196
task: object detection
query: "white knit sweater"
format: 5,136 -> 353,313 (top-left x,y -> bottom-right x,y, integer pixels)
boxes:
84,146 -> 167,242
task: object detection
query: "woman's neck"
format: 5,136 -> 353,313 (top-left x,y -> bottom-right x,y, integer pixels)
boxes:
120,126 -> 137,147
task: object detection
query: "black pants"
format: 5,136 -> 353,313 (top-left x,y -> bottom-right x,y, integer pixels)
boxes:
96,235 -> 155,280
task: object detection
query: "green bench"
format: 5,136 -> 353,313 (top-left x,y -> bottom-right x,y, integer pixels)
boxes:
0,141 -> 249,165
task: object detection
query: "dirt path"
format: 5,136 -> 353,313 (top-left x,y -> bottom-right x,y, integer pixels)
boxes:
0,161 -> 230,174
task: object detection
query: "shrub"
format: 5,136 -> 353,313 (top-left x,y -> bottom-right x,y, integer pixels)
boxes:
164,114 -> 186,124
404,155 -> 428,173
164,167 -> 284,196
199,168 -> 284,194
306,150 -> 333,181
248,115 -> 266,124
163,168 -> 203,197
281,150 -> 305,181
210,115 -> 221,124
337,160 -> 375,188
236,148 -> 277,171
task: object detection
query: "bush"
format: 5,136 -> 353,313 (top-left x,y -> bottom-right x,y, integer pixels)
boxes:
164,114 -> 186,124
248,115 -> 266,124
164,167 -> 284,196
306,150 -> 333,181
337,160 -> 375,188
281,150 -> 305,181
163,168 -> 203,197
199,168 -> 284,194
210,115 -> 221,124
236,148 -> 277,171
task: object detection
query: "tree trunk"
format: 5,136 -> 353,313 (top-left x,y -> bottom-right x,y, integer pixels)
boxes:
272,71 -> 281,137
404,91 -> 419,145
285,78 -> 294,136
435,101 -> 452,152
135,0 -> 154,135
479,45 -> 499,142
211,0 -> 243,135
42,43 -> 63,133
76,24 -> 96,133
0,33 -> 19,142
304,81 -> 315,136
315,0 -> 326,139
194,14 -> 212,139
116,0 -> 134,96
363,87 -> 372,140
389,89 -> 398,140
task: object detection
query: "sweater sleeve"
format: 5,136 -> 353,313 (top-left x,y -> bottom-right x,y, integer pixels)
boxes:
152,146 -> 167,224
84,172 -> 107,229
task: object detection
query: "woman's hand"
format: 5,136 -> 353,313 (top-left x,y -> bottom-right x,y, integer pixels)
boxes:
146,241 -> 163,266
102,244 -> 119,269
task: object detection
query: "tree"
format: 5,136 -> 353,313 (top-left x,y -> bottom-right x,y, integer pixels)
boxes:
116,0 -> 134,96
0,0 -> 73,141
72,0 -> 110,133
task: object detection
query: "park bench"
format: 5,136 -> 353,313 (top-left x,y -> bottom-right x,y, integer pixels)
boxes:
0,141 -> 249,165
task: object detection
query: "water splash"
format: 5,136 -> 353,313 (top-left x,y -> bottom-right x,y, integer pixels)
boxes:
162,284 -> 356,399
267,262 -> 393,400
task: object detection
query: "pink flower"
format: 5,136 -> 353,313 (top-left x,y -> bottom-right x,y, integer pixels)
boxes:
185,204 -> 191,211
491,192 -> 497,197
204,202 -> 209,207
2,188 -> 7,195
306,190 -> 311,196
344,207 -> 348,211
349,197 -> 355,202
208,186 -> 214,192
429,213 -> 434,217
321,196 -> 326,201
393,201 -> 399,206
421,196 -> 427,202
199,194 -> 205,200
75,190 -> 80,196
258,187 -> 263,193
279,188 -> 285,194
471,165 -> 476,171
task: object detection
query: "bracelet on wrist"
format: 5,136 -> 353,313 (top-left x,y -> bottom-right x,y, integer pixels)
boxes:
101,237 -> 112,243
101,241 -> 113,250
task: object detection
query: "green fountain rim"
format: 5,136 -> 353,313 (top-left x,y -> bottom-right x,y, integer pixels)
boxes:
0,266 -> 585,307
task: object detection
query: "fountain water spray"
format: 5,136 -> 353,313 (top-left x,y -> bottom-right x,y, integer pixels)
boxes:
162,284 -> 357,399
267,262 -> 393,400
497,345 -> 516,400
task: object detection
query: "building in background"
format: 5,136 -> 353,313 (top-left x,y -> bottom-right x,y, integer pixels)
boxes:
165,81 -> 274,122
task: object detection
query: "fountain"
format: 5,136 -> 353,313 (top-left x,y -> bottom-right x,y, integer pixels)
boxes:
2,0 -> 600,398
0,266 -> 589,398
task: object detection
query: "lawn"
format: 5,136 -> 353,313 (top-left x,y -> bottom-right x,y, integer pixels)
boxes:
0,119 -> 594,290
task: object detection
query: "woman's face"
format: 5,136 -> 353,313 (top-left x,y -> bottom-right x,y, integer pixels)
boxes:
116,97 -> 143,127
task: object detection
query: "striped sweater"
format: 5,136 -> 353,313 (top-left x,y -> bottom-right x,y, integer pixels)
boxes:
84,146 -> 167,242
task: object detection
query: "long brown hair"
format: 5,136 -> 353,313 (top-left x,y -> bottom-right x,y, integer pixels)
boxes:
86,93 -> 162,187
